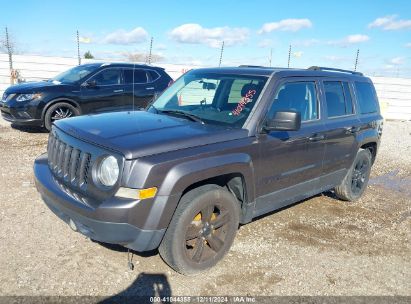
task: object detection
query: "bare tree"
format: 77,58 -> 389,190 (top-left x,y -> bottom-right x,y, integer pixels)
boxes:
124,52 -> 164,63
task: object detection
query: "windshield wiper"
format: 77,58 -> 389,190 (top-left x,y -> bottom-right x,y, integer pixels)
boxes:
159,109 -> 205,124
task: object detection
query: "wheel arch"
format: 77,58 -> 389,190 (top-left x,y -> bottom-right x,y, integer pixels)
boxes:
154,154 -> 256,229
41,98 -> 81,121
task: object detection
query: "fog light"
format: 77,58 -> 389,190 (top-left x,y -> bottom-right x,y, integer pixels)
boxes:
17,111 -> 31,119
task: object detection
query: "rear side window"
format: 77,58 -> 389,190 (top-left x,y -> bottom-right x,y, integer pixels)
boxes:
324,81 -> 354,117
124,69 -> 148,84
354,82 -> 379,114
148,70 -> 160,82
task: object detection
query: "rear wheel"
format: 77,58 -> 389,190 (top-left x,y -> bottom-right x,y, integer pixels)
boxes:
159,185 -> 240,275
334,149 -> 372,201
44,102 -> 79,131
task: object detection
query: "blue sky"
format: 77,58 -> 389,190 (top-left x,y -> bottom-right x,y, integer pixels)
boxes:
2,0 -> 411,76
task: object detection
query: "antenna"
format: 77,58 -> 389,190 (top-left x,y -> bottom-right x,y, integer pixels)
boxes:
287,45 -> 292,68
133,62 -> 135,112
354,49 -> 360,71
76,30 -> 81,65
219,41 -> 225,67
269,48 -> 272,67
148,37 -> 153,64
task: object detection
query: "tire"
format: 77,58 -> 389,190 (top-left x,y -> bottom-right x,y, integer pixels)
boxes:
334,149 -> 372,202
44,102 -> 79,131
159,184 -> 240,275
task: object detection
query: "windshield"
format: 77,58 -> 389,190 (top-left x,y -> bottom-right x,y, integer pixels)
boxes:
149,71 -> 268,128
52,65 -> 97,84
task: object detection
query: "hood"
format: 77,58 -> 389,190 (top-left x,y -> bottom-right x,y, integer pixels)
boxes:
5,80 -> 71,94
55,111 -> 248,159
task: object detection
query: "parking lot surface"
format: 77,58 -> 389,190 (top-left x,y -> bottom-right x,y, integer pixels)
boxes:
0,118 -> 410,297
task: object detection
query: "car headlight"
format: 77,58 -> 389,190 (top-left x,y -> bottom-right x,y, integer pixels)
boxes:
16,93 -> 42,102
98,155 -> 119,187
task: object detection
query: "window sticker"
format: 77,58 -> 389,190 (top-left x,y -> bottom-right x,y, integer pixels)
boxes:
231,89 -> 256,116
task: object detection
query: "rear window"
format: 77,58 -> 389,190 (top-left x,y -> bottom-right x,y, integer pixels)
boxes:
124,69 -> 148,84
324,81 -> 354,117
354,82 -> 379,114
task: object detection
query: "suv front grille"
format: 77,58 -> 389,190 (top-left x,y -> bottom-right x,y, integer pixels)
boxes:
47,132 -> 92,189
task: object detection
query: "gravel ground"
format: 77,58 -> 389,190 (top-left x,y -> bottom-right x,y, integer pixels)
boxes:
0,118 -> 410,299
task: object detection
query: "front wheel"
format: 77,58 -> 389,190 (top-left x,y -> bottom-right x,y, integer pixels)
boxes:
44,102 -> 79,131
159,185 -> 240,275
334,149 -> 372,201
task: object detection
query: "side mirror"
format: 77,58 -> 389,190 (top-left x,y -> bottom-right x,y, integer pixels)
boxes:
263,111 -> 301,132
83,80 -> 97,88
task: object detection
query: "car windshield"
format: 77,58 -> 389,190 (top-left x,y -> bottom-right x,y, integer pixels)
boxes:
51,65 -> 97,84
149,71 -> 268,128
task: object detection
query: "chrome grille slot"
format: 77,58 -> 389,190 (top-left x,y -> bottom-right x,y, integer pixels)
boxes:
78,153 -> 91,186
62,146 -> 72,179
57,142 -> 66,175
69,149 -> 80,184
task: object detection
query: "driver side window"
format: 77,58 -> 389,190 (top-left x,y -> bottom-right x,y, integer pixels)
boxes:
269,81 -> 318,122
91,68 -> 121,86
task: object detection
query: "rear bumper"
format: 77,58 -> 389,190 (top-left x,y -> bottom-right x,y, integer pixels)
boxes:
34,154 -> 165,251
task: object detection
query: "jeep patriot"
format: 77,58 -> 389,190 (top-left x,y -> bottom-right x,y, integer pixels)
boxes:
34,66 -> 383,274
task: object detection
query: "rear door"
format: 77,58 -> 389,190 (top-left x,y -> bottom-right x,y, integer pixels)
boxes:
255,78 -> 326,216
80,67 -> 125,113
320,79 -> 360,188
123,68 -> 157,110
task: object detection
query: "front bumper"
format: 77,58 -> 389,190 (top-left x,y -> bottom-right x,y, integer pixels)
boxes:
1,101 -> 42,126
34,154 -> 166,251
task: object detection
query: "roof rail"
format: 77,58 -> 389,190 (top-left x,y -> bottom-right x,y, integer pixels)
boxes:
308,66 -> 363,76
239,65 -> 267,68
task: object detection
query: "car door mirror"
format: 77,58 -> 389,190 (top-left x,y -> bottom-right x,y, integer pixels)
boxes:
83,80 -> 97,88
263,111 -> 301,132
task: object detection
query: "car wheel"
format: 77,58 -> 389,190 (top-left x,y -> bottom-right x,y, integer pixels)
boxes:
334,148 -> 372,202
44,102 -> 79,131
159,184 -> 240,275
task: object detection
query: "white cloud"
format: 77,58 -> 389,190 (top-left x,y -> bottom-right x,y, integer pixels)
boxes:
258,19 -> 312,34
258,39 -> 274,48
328,34 -> 370,47
389,56 -> 406,65
102,27 -> 148,45
79,36 -> 92,44
170,24 -> 249,48
405,42 -> 411,48
368,15 -> 411,30
292,39 -> 320,47
293,51 -> 303,58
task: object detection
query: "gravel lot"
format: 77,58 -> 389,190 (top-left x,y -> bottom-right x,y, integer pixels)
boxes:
0,117 -> 410,299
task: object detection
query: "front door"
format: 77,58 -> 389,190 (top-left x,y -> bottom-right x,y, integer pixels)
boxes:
80,67 -> 124,114
254,79 -> 326,216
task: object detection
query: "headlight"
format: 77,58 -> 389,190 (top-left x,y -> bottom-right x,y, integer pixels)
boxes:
98,155 -> 119,187
16,93 -> 42,102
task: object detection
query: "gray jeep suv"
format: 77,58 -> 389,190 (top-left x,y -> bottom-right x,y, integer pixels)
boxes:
34,66 -> 383,274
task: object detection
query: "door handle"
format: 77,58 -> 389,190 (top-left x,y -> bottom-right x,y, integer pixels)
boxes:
344,126 -> 360,134
146,87 -> 155,90
308,134 -> 325,142
113,89 -> 124,93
